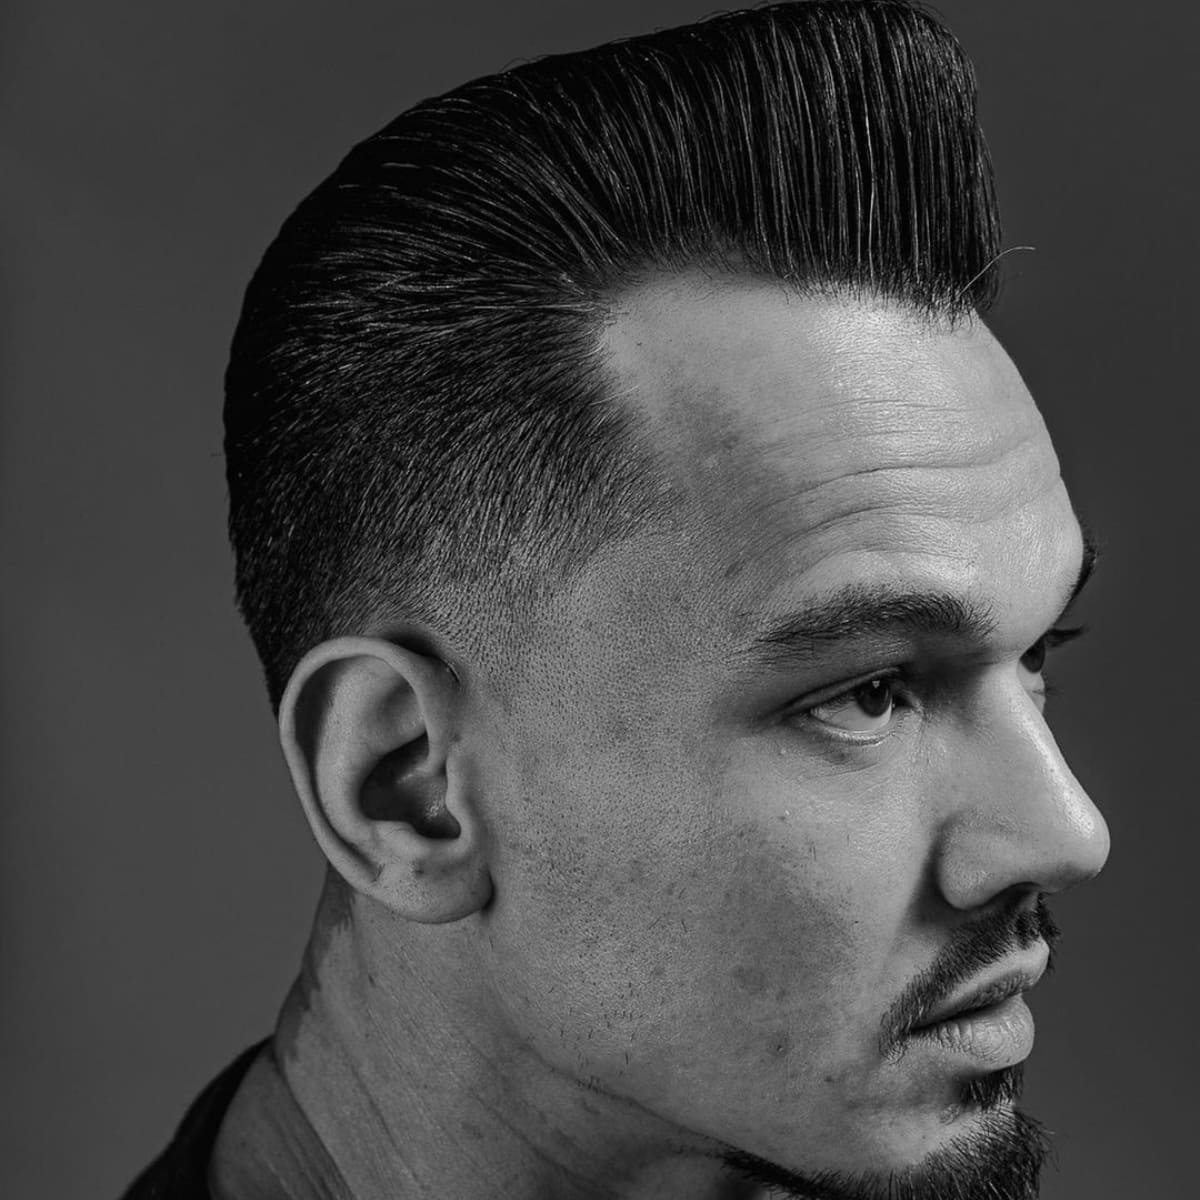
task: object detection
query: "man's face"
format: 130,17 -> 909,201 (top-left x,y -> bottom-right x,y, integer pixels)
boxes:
469,279 -> 1109,1189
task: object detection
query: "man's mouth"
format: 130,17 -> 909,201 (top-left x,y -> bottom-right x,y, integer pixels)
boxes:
904,953 -> 1048,1069
915,962 -> 1046,1030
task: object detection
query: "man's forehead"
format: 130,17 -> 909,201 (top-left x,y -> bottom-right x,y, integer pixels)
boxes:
603,274 -> 1042,463
574,275 -> 1079,652
601,275 -> 1061,554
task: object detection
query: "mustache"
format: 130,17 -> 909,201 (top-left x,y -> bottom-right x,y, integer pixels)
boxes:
879,896 -> 1061,1061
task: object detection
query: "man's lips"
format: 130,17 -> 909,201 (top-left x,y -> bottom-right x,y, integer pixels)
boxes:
887,948 -> 1050,1071
912,947 -> 1050,1032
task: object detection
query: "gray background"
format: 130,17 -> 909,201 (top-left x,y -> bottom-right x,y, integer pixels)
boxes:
2,2 -> 1195,1197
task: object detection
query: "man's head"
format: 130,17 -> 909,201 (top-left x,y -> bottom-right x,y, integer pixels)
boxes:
224,0 -> 1001,710
223,3 -> 1109,1197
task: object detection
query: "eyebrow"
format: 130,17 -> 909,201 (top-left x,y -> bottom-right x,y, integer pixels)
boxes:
741,528 -> 1098,669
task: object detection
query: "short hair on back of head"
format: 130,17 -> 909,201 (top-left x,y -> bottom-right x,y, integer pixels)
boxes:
224,0 -> 1003,710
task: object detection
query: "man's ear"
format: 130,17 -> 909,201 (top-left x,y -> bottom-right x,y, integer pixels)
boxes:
278,636 -> 493,923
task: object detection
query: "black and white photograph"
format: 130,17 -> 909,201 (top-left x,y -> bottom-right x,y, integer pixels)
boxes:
2,2 -> 1195,1197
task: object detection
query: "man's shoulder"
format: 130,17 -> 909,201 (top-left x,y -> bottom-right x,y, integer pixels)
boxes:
121,1041 -> 269,1200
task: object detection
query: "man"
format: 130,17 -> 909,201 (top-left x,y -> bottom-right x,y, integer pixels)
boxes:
124,1 -> 1110,1197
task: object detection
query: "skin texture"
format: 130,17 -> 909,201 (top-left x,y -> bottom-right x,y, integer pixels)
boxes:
210,280 -> 1109,1200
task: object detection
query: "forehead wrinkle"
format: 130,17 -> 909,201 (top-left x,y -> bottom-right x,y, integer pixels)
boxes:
701,442 -> 1066,590
641,436 -> 1062,596
606,361 -> 1057,557
689,376 -> 1055,501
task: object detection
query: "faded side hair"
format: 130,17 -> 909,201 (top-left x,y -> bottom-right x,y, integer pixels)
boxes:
225,0 -> 1002,709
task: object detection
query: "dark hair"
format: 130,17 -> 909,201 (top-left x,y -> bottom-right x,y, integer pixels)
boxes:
224,0 -> 1002,709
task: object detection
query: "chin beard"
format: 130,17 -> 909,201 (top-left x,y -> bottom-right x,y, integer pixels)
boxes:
720,1076 -> 1051,1200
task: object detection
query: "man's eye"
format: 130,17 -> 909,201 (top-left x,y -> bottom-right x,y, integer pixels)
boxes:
1020,636 -> 1048,676
1019,625 -> 1085,687
807,677 -> 896,733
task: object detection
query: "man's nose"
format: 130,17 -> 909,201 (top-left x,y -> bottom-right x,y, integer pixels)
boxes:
933,677 -> 1111,911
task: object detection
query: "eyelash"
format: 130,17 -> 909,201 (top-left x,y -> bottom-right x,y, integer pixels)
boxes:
1044,624 -> 1085,649
795,624 -> 1086,724
1022,624 -> 1086,675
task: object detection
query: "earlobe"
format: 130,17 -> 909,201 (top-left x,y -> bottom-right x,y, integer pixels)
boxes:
278,637 -> 493,923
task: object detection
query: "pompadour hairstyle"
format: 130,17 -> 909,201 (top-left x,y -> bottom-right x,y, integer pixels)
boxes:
225,0 -> 1003,709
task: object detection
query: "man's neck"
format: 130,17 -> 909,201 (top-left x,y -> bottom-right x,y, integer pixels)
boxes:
210,914 -> 761,1200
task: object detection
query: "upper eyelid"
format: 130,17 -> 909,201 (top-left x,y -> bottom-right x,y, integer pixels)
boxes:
1044,624 -> 1087,648
788,623 -> 1089,716
796,625 -> 1087,714
794,667 -> 907,715
1021,624 -> 1087,664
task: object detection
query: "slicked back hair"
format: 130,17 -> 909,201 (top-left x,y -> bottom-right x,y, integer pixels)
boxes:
225,0 -> 1002,710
